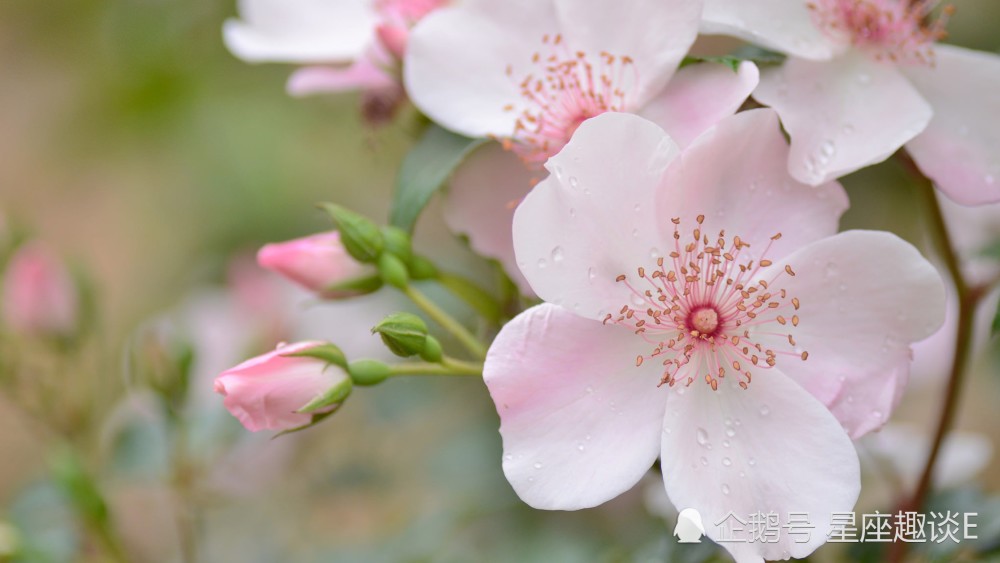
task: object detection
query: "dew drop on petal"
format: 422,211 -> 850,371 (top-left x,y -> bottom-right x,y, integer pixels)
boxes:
722,457 -> 732,467
700,456 -> 709,467
551,246 -> 564,263
759,405 -> 770,417
504,454 -> 513,462
725,427 -> 736,438
748,457 -> 757,467
821,139 -> 836,157
722,439 -> 731,449
537,258 -> 547,269
721,484 -> 731,496
631,228 -> 639,238
568,176 -> 579,189
577,443 -> 585,452
587,267 -> 597,282
696,427 -> 710,447
533,462 -> 543,470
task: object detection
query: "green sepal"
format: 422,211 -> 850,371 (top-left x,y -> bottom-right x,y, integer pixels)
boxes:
372,312 -> 428,358
282,343 -> 348,370
296,376 -> 353,413
349,359 -> 392,386
321,274 -> 384,297
408,255 -> 439,280
381,226 -> 414,263
420,335 -> 443,363
320,203 -> 384,263
378,253 -> 409,289
272,404 -> 343,438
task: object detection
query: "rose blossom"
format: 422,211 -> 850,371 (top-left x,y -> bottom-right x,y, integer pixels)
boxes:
701,0 -> 1000,205
214,341 -> 348,432
1,241 -> 78,337
484,110 -> 945,561
404,0 -> 759,291
257,231 -> 377,299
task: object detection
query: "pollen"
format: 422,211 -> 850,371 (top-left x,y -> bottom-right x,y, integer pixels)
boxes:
610,217 -> 808,392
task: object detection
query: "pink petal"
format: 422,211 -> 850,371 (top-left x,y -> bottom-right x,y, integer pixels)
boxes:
656,108 -> 848,260
443,143 -> 535,294
755,52 -> 932,185
224,0 -> 377,64
512,112 -> 680,319
553,0 -> 701,105
287,60 -> 395,97
701,0 -> 838,60
661,367 -> 860,562
639,60 -> 759,148
760,230 -> 946,438
1,241 -> 78,336
903,44 -> 1000,205
484,304 -> 667,509
404,0 -> 559,138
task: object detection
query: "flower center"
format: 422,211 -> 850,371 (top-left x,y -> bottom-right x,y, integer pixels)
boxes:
605,215 -> 809,391
500,34 -> 639,168
808,0 -> 954,65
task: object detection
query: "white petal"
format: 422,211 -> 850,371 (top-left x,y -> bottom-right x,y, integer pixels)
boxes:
762,231 -> 946,438
661,368 -> 860,562
701,0 -> 836,60
444,143 -> 535,294
224,0 -> 376,64
903,44 -> 1000,205
554,0 -> 701,104
755,52 -> 932,185
404,0 -> 558,138
485,304 -> 667,509
512,113 -> 679,319
639,60 -> 759,148
657,108 -> 848,259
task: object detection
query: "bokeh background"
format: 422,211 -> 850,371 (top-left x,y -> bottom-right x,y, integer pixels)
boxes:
1,1 -> 1000,561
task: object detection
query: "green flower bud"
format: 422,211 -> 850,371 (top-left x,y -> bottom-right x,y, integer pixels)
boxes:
381,226 -> 413,263
420,335 -> 443,363
408,254 -> 438,280
320,204 -> 383,263
372,312 -> 428,357
378,253 -> 409,289
348,359 -> 392,386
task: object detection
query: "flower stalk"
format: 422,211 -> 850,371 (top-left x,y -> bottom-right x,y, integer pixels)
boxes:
400,284 -> 488,360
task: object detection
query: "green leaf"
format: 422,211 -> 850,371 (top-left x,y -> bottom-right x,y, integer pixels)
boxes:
680,46 -> 786,72
437,271 -> 503,324
390,125 -> 486,233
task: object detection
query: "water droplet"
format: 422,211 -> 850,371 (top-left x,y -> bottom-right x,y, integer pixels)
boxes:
551,246 -> 564,263
585,386 -> 594,394
846,394 -> 855,404
748,457 -> 757,467
722,457 -> 732,467
533,462 -> 543,470
275,341 -> 288,350
872,410 -> 883,420
724,417 -> 733,427
700,456 -> 709,467
722,439 -> 731,448
696,428 -> 710,447
759,405 -> 770,417
577,443 -> 585,452
633,203 -> 642,213
842,123 -> 855,135
721,484 -> 731,495
734,418 -> 742,427
630,293 -> 646,307
676,387 -> 686,396
553,165 -> 564,179
838,283 -> 848,292
587,267 -> 597,282
585,434 -> 592,441
568,176 -> 579,189
503,454 -> 513,462
748,181 -> 758,192
537,258 -> 547,269
649,247 -> 660,259
825,261 -> 838,278
631,228 -> 639,238
725,427 -> 736,438
528,476 -> 535,483
568,207 -> 576,218
857,73 -> 871,85
821,139 -> 836,157
739,471 -> 746,478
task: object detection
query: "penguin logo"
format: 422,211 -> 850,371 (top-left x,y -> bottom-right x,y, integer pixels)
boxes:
674,508 -> 705,543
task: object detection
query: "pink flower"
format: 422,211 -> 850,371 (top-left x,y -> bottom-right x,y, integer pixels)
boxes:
214,341 -> 348,432
405,0 -> 759,292
224,0 -> 446,102
484,110 -> 945,562
702,0 -> 1000,205
1,241 -> 78,337
256,231 -> 377,299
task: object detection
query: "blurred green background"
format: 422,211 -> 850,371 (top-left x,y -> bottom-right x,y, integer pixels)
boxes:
1,0 -> 999,561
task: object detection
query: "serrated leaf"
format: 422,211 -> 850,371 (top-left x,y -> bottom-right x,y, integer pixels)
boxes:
390,125 -> 486,233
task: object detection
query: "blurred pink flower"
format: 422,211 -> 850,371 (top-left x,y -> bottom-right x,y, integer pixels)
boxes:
704,0 -> 1000,205
1,241 -> 78,337
484,110 -> 945,561
214,341 -> 348,432
257,231 -> 376,299
405,0 -> 759,291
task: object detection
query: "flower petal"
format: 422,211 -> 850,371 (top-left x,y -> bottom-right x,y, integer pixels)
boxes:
553,0 -> 701,105
443,143 -> 535,294
701,0 -> 837,60
657,108 -> 848,259
512,112 -> 680,319
661,368 -> 860,562
902,44 -> 1000,205
485,304 -> 667,510
287,59 -> 395,97
224,0 -> 377,64
404,0 -> 558,138
639,60 -> 759,148
755,52 -> 932,185
761,230 -> 946,438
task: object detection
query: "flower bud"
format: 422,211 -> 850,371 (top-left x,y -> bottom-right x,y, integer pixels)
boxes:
372,312 -> 428,357
348,359 -> 392,386
320,204 -> 384,263
257,232 -> 380,299
1,241 -> 78,337
378,253 -> 409,289
214,341 -> 351,432
375,23 -> 409,61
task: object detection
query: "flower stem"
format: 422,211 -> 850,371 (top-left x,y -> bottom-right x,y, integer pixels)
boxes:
401,285 -> 488,360
388,357 -> 483,377
888,152 -> 984,561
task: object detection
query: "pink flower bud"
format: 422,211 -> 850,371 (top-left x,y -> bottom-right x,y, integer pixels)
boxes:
1,241 -> 78,337
214,341 -> 348,432
256,232 -> 376,298
375,23 -> 409,61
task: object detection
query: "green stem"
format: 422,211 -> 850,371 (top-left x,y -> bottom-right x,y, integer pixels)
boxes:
888,152 -> 984,562
401,285 -> 488,360
388,357 -> 483,377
